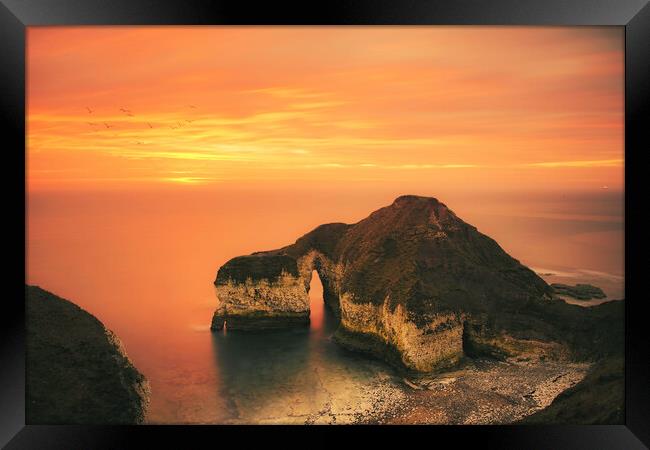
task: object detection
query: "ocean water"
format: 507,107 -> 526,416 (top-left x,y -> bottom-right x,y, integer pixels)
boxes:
26,187 -> 624,423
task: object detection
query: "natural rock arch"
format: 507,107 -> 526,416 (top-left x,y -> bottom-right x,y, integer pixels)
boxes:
211,249 -> 343,331
211,195 -> 616,373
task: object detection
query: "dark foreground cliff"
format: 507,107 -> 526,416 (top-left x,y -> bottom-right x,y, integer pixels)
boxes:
211,195 -> 622,377
520,356 -> 624,424
519,299 -> 624,424
26,285 -> 149,424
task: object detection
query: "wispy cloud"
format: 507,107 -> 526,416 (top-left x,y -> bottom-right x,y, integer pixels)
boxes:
522,159 -> 623,168
27,27 -> 624,189
300,163 -> 479,170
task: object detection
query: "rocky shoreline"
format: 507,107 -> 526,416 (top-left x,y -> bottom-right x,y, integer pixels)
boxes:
520,356 -> 624,424
381,358 -> 589,425
216,354 -> 589,425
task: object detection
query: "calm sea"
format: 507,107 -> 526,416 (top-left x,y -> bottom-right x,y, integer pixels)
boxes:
26,187 -> 624,423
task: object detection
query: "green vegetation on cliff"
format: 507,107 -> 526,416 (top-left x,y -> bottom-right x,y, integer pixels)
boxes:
216,254 -> 299,284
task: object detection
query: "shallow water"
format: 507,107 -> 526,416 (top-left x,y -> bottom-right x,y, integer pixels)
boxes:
26,187 -> 624,423
208,288 -> 403,424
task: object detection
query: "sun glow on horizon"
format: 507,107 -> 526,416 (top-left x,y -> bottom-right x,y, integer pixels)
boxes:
27,27 -> 623,191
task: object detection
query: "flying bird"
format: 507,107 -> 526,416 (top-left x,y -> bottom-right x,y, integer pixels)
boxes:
188,105 -> 197,109
86,107 -> 94,114
103,123 -> 113,129
119,107 -> 132,113
147,123 -> 153,128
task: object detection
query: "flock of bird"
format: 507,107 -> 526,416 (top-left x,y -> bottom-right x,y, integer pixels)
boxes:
84,105 -> 198,133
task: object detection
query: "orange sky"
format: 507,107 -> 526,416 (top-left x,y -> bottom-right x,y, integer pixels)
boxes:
27,26 -> 624,192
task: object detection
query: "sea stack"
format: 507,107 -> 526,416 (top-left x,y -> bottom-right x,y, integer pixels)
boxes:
212,195 -> 587,372
26,285 -> 150,424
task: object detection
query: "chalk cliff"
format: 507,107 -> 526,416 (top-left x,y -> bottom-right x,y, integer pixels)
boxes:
26,285 -> 149,424
211,195 -> 610,372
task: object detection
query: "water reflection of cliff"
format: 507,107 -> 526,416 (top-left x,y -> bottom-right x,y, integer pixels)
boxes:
211,327 -> 312,422
211,268 -> 319,422
210,271 -> 386,423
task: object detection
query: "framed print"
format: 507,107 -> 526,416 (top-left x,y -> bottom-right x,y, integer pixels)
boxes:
2,0 -> 649,448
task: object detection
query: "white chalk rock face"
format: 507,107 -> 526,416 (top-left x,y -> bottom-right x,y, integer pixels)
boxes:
212,255 -> 311,330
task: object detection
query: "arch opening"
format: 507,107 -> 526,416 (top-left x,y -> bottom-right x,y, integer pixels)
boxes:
308,270 -> 325,331
308,269 -> 339,333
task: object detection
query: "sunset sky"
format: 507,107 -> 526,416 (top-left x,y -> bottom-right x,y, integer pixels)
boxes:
27,29 -> 625,420
27,27 -> 624,192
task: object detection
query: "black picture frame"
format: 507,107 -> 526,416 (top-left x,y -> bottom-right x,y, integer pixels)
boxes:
2,0 -> 648,448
